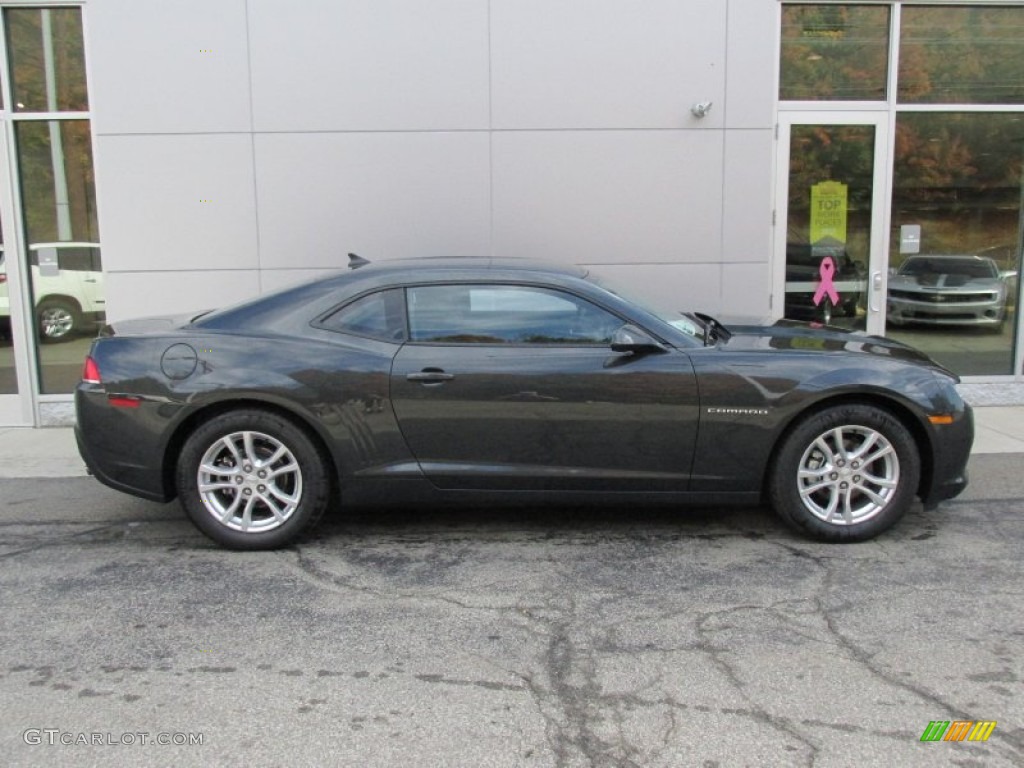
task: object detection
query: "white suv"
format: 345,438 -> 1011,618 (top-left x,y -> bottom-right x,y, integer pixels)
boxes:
0,242 -> 105,342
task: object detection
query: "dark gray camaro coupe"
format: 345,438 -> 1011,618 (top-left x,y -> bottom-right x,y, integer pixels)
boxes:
75,257 -> 973,549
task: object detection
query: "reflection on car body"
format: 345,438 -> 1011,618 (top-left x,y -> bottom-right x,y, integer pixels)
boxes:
887,254 -> 1010,330
75,257 -> 973,550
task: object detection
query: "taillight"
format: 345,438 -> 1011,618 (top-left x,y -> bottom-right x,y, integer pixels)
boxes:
0,273 -> 7,283
82,355 -> 101,384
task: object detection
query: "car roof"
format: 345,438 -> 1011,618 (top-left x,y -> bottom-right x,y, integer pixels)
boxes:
302,256 -> 591,295
346,256 -> 587,278
192,256 -> 593,331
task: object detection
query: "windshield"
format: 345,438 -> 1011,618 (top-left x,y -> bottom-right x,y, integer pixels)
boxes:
584,272 -> 704,338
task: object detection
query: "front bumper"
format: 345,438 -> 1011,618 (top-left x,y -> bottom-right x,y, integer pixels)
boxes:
888,295 -> 1004,326
922,402 -> 973,508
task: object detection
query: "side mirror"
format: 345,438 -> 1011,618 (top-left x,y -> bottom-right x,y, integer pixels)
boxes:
611,324 -> 666,354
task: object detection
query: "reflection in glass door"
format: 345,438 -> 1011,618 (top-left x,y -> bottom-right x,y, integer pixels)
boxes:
5,7 -> 104,397
886,113 -> 1023,376
777,117 -> 888,334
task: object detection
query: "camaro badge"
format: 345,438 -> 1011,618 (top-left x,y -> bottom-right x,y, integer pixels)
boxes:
707,407 -> 770,416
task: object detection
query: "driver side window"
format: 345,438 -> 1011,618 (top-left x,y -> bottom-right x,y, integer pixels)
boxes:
407,284 -> 622,344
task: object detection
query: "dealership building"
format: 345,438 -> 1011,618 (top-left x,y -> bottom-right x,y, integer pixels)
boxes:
0,0 -> 1022,426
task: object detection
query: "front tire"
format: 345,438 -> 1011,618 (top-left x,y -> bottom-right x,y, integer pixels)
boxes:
768,404 -> 920,542
176,409 -> 331,549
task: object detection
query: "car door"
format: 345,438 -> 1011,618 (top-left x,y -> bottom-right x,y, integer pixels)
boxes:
390,282 -> 700,492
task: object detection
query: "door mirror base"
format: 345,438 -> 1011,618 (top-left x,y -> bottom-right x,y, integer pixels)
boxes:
611,325 -> 666,354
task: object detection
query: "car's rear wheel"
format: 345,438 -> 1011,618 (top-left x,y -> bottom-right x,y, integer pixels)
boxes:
176,409 -> 331,549
37,298 -> 81,342
768,403 -> 920,542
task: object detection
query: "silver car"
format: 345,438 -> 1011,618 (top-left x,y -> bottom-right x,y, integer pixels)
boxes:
887,254 -> 1010,330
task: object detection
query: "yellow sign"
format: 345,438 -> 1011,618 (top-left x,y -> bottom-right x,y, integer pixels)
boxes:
810,181 -> 848,245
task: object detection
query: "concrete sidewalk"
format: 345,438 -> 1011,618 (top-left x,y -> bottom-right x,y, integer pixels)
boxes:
1,406 -> 1022,479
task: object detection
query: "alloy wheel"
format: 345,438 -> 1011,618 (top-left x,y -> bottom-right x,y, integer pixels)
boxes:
796,424 -> 899,526
197,430 -> 303,533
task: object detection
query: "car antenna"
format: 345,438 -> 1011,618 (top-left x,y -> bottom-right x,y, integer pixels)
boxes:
348,253 -> 371,270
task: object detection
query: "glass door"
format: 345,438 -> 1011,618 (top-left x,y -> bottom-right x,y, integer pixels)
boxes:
0,121 -> 33,425
775,113 -> 890,336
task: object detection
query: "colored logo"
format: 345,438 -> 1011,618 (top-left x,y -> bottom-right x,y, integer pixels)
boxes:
920,720 -> 997,742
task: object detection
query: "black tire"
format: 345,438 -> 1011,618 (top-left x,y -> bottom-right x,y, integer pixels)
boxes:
768,403 -> 920,542
37,298 -> 81,343
176,409 -> 331,550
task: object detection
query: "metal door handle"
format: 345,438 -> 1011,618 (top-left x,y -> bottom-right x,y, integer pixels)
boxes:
406,370 -> 454,383
870,271 -> 882,313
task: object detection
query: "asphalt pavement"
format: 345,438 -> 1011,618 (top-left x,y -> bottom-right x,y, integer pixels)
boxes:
0,408 -> 1022,767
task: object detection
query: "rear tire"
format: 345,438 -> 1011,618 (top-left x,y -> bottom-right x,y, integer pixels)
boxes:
768,403 -> 920,542
176,409 -> 331,549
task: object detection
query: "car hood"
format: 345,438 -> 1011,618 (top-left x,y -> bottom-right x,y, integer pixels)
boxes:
721,319 -> 948,370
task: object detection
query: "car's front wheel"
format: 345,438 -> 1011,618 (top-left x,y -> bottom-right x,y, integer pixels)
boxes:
768,403 -> 920,542
176,409 -> 331,549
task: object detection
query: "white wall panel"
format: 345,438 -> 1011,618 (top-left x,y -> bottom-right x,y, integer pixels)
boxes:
493,130 -> 723,265
259,268 -> 346,295
248,0 -> 490,131
725,0 -> 779,129
586,263 -> 723,318
722,261 -> 771,323
87,0 -> 252,135
94,134 -> 258,272
254,132 -> 491,269
104,270 -> 260,322
491,0 -> 726,129
722,129 -> 774,263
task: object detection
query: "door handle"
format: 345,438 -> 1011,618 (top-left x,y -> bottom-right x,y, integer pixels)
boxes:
870,271 -> 882,313
406,369 -> 454,383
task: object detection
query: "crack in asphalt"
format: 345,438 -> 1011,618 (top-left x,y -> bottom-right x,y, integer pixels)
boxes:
778,541 -> 1024,764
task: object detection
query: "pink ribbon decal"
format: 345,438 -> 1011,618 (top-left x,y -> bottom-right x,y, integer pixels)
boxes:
812,256 -> 841,307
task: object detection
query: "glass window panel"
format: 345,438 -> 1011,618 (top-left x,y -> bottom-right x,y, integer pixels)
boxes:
321,289 -> 407,342
780,4 -> 890,101
0,219 -> 18,394
5,7 -> 88,112
15,120 -> 104,394
887,113 -> 1023,375
899,6 -> 1024,105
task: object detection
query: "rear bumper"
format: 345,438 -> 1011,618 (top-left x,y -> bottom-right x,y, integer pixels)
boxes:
75,388 -> 174,503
